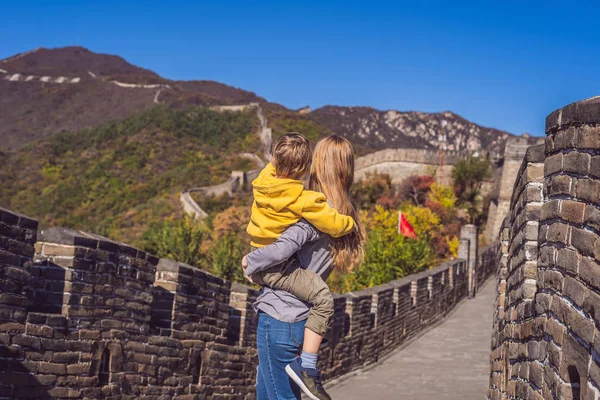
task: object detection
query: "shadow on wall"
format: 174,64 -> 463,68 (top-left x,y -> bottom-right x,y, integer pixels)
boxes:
568,365 -> 581,400
0,344 -> 51,398
150,264 -> 256,348
0,204 -> 498,398
28,260 -> 66,314
149,277 -> 218,388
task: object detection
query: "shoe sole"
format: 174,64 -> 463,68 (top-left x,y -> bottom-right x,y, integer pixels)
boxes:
285,364 -> 322,400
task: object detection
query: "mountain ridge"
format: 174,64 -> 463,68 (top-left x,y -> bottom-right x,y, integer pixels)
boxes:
0,46 -> 533,153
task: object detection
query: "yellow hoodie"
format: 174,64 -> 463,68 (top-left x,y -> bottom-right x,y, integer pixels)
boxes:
247,163 -> 355,247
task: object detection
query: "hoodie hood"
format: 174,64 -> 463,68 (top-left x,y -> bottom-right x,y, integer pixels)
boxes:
251,163 -> 304,212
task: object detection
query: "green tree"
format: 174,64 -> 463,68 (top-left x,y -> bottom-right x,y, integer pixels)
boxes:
142,215 -> 207,266
209,233 -> 248,284
452,156 -> 491,223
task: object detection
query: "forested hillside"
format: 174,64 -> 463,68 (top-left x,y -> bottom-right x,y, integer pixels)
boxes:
0,106 -> 259,245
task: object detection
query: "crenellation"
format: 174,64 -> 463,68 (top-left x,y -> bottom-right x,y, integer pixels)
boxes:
485,139 -> 546,243
489,96 -> 600,399
353,148 -> 464,186
0,204 -> 498,398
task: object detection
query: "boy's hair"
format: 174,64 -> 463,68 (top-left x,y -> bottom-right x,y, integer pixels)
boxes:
271,133 -> 312,180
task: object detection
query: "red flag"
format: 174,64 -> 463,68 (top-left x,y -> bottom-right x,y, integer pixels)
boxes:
398,211 -> 418,239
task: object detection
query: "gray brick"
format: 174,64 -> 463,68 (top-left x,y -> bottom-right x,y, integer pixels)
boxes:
543,270 -> 564,292
579,256 -> 600,290
583,289 -> 600,327
557,248 -> 579,275
547,175 -> 573,197
563,276 -> 587,307
545,154 -> 564,175
564,151 -> 591,175
561,200 -> 586,224
572,228 -> 597,257
589,362 -> 600,397
539,245 -> 557,268
546,223 -> 570,245
585,205 -> 600,232
576,178 -> 600,203
591,156 -> 600,179
578,126 -> 600,149
554,127 -> 578,150
527,164 -> 545,182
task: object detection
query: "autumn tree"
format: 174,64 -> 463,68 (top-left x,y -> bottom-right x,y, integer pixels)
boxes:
351,173 -> 398,210
398,175 -> 435,206
452,156 -> 491,223
211,206 -> 252,239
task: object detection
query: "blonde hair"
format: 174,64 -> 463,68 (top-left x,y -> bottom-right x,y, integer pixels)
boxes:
271,133 -> 312,180
309,135 -> 365,272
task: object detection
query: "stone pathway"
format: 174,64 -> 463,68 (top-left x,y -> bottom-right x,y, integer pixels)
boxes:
328,280 -> 495,400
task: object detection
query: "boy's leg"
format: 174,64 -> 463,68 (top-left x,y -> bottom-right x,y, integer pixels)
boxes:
250,270 -> 268,287
258,264 -> 334,337
249,260 -> 288,287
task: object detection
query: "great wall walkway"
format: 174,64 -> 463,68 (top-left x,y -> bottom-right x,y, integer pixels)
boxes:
328,279 -> 495,400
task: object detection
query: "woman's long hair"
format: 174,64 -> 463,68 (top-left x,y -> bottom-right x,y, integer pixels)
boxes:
309,135 -> 365,272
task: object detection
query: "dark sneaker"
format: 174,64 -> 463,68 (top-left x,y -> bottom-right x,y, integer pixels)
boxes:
285,357 -> 331,400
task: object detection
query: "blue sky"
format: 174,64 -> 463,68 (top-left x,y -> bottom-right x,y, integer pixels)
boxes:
1,0 -> 599,136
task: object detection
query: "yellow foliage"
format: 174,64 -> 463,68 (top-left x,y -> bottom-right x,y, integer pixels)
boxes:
363,206 -> 397,240
402,205 -> 440,236
40,163 -> 62,179
446,235 -> 459,258
429,183 -> 457,210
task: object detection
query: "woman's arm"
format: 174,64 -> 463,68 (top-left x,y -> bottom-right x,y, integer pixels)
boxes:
245,219 -> 320,276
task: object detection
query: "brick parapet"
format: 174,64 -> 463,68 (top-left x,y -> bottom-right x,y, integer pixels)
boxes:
488,96 -> 600,400
354,148 -> 465,170
0,205 -> 498,399
484,137 -> 546,244
0,207 -> 37,325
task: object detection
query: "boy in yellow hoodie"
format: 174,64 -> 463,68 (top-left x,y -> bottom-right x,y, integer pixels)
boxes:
244,133 -> 354,399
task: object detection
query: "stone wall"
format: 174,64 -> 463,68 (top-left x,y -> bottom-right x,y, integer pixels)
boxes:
484,137 -> 546,244
181,169 -> 260,220
354,148 -> 465,186
211,103 -> 272,160
488,97 -> 600,399
0,205 -> 498,399
181,101 -> 271,220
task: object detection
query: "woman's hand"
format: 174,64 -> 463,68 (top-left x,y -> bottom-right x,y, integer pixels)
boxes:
242,255 -> 254,284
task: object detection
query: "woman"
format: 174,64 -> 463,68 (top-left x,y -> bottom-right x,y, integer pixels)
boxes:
244,135 -> 365,400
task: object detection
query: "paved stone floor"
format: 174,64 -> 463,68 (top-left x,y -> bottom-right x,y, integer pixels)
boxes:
328,280 -> 495,400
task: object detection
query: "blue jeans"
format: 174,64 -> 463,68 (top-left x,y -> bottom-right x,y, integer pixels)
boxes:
256,312 -> 306,400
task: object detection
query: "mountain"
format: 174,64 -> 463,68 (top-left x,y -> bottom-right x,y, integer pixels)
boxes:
0,46 -> 530,154
0,46 -> 268,149
307,106 -> 516,157
0,45 -> 539,247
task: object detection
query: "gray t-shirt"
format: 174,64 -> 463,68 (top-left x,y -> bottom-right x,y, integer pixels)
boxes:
245,219 -> 333,323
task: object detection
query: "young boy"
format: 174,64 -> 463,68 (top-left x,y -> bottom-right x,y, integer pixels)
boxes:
244,133 -> 354,400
